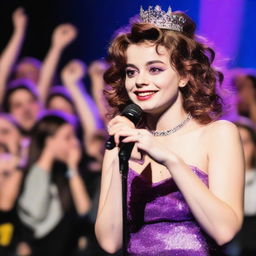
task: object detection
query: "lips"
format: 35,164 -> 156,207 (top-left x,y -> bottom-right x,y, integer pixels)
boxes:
134,90 -> 158,101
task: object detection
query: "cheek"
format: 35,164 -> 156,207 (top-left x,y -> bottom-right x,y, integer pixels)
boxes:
11,108 -> 23,119
244,143 -> 255,158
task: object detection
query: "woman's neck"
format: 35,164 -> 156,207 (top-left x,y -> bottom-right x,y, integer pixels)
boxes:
146,92 -> 188,131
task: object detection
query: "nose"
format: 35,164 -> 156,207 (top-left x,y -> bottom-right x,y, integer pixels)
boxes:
135,71 -> 149,87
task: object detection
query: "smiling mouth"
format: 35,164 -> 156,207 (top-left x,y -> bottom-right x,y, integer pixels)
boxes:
134,90 -> 158,100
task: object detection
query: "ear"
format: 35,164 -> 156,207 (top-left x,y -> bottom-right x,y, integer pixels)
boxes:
178,77 -> 189,88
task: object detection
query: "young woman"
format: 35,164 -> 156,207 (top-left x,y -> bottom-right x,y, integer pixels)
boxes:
95,5 -> 245,255
18,111 -> 91,256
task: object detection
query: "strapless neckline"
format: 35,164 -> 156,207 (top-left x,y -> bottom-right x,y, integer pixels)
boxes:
129,164 -> 208,187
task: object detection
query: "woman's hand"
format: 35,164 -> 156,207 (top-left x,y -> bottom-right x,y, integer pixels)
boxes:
88,60 -> 108,80
107,116 -> 175,165
61,59 -> 86,85
118,128 -> 173,165
107,115 -> 136,145
52,23 -> 77,49
66,139 -> 82,169
12,7 -> 28,30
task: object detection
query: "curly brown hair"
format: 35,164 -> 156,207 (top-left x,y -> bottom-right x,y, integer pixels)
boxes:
104,11 -> 224,124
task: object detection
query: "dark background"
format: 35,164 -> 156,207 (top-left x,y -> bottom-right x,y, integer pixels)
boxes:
0,0 -> 255,76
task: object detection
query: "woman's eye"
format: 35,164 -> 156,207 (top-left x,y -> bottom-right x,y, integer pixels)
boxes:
126,69 -> 136,77
149,67 -> 163,74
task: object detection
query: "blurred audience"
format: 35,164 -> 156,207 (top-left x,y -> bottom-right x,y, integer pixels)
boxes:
226,116 -> 256,256
18,111 -> 91,256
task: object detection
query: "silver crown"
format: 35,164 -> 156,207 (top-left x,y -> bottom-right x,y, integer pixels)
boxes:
140,5 -> 186,32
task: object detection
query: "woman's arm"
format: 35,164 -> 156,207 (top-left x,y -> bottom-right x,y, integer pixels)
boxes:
94,116 -> 137,253
0,7 -> 27,103
95,148 -> 123,254
61,60 -> 102,157
121,119 -> 245,246
88,60 -> 110,125
37,24 -> 77,103
65,138 -> 91,216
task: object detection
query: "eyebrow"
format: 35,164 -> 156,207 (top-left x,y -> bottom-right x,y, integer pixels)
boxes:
126,60 -> 166,69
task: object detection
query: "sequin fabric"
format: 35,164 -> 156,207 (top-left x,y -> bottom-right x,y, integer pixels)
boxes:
127,165 -> 225,255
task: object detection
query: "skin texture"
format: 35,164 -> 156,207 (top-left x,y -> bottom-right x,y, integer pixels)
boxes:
34,123 -> 91,216
0,7 -> 28,103
47,96 -> 74,115
95,43 -> 245,253
8,89 -> 40,131
238,126 -> 255,170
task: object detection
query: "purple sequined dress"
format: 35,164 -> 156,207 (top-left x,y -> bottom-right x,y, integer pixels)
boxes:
127,165 -> 225,256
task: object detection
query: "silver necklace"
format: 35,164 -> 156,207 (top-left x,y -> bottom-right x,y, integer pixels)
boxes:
150,112 -> 192,136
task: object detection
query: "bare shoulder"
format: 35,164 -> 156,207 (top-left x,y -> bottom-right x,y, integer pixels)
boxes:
203,119 -> 240,142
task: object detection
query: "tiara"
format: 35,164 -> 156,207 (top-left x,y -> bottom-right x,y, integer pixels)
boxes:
140,5 -> 186,32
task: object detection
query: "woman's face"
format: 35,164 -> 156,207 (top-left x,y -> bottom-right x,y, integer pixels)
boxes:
15,62 -> 40,84
0,117 -> 21,154
50,123 -> 78,162
47,96 -> 75,115
125,43 -> 186,115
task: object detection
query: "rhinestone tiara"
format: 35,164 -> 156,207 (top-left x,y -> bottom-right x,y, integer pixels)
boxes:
140,5 -> 186,32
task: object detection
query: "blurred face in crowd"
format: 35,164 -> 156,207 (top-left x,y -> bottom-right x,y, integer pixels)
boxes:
236,75 -> 256,113
49,123 -> 79,162
238,126 -> 255,169
15,62 -> 40,84
0,116 -> 21,154
47,96 -> 74,115
8,89 -> 41,131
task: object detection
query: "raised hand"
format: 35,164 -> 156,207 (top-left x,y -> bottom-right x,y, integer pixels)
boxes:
52,23 -> 78,49
61,59 -> 87,85
88,60 -> 108,79
12,7 -> 28,30
66,139 -> 82,169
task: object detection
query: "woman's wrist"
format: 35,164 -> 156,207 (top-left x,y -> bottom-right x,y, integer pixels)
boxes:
162,151 -> 182,170
66,167 -> 79,179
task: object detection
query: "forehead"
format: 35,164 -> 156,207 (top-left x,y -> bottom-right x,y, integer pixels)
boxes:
126,43 -> 170,64
48,95 -> 71,105
10,88 -> 35,102
55,123 -> 74,135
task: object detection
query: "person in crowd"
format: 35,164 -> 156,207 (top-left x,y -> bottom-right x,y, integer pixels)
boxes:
95,5 -> 244,255
61,59 -> 103,159
18,111 -> 91,256
88,60 -> 110,125
1,79 -> 42,133
232,72 -> 256,123
0,7 -> 28,104
13,23 -> 78,104
0,114 -> 29,256
226,116 -> 256,256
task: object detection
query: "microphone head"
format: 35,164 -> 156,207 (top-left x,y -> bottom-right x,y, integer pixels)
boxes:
121,104 -> 143,125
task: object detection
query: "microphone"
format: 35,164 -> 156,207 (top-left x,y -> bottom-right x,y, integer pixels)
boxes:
105,103 -> 143,150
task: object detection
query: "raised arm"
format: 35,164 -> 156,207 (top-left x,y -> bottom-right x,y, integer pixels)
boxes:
88,60 -> 110,125
61,59 -> 102,157
38,24 -> 77,103
65,138 -> 91,216
0,7 -> 28,103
